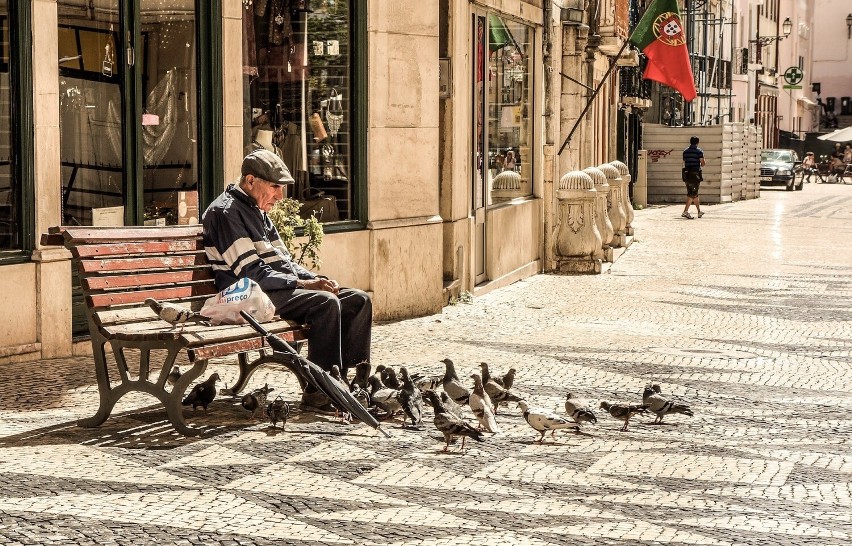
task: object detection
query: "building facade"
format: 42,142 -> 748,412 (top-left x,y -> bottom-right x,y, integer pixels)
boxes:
1,1 -> 569,361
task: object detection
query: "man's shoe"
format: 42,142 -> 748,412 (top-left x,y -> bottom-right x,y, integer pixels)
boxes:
697,211 -> 704,218
681,211 -> 694,219
299,390 -> 336,413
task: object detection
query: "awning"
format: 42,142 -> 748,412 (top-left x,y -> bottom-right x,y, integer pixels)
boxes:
797,97 -> 818,108
758,83 -> 779,97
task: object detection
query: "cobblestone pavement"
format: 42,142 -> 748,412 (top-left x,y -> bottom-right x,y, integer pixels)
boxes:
2,184 -> 852,545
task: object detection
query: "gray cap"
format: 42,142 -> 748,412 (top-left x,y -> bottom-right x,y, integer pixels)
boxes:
241,149 -> 295,184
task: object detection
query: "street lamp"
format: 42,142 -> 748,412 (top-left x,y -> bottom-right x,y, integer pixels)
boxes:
751,17 -> 793,47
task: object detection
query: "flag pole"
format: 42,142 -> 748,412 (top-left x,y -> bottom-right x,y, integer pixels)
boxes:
557,36 -> 633,156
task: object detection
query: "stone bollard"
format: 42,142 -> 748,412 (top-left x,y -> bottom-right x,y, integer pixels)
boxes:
492,170 -> 522,202
610,160 -> 635,236
583,167 -> 614,262
554,171 -> 602,274
597,163 -> 627,247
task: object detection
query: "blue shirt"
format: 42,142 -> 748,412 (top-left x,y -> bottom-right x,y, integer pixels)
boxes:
683,145 -> 704,170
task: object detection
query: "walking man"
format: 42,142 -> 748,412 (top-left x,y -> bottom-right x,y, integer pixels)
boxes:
682,136 -> 705,219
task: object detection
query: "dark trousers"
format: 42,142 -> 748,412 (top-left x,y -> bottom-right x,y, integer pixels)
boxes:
268,288 -> 372,374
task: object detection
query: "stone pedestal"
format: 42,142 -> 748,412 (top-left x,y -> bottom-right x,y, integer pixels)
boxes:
610,160 -> 635,236
583,167 -> 614,262
492,170 -> 522,202
597,163 -> 627,247
554,171 -> 601,274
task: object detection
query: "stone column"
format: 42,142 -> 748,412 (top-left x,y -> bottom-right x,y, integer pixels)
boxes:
610,160 -> 635,236
554,171 -> 601,274
597,163 -> 626,247
583,167 -> 614,262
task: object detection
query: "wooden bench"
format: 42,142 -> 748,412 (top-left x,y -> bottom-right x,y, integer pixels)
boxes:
41,225 -> 308,436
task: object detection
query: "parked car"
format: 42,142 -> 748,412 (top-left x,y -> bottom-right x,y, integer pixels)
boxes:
760,149 -> 803,191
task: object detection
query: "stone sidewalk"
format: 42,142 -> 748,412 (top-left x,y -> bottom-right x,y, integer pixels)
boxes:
1,184 -> 851,545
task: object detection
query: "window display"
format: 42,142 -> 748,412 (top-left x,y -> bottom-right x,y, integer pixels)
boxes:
0,5 -> 19,249
243,0 -> 352,222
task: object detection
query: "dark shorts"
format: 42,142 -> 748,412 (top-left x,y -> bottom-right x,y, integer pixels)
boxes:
685,181 -> 700,198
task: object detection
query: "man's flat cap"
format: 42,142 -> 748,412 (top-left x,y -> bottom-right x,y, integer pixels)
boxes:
241,149 -> 295,184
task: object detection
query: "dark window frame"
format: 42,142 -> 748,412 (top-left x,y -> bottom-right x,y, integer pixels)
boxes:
0,1 -> 35,263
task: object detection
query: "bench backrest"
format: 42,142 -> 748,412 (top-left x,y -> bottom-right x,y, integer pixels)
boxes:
43,226 -> 219,331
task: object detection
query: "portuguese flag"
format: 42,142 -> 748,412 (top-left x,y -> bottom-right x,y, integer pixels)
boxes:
629,0 -> 697,102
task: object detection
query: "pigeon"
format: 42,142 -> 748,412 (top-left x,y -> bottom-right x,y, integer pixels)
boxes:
370,365 -> 387,388
368,375 -> 402,417
501,368 -> 517,391
469,374 -> 500,433
600,401 -> 648,432
351,385 -> 371,408
643,384 -> 694,424
267,396 -> 290,428
564,393 -> 598,429
425,391 -> 485,451
241,383 -> 274,419
479,362 -> 499,386
517,400 -> 575,443
398,367 -> 424,427
181,373 -> 220,411
350,361 -> 371,391
440,392 -> 467,421
166,366 -> 182,386
482,372 -> 522,414
441,358 -> 470,405
330,365 -> 348,389
410,372 -> 443,393
380,367 -> 402,390
145,298 -> 209,329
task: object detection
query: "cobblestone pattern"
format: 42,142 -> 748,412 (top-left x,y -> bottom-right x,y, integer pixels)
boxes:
0,185 -> 851,545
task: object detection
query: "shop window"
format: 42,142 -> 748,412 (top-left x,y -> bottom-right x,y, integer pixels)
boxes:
58,0 -> 200,227
474,13 -> 534,205
0,10 -> 19,249
242,0 -> 355,223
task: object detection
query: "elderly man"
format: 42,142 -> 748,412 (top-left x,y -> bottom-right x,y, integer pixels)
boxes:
202,149 -> 371,410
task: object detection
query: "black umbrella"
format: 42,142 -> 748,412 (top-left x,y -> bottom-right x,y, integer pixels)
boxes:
239,311 -> 389,437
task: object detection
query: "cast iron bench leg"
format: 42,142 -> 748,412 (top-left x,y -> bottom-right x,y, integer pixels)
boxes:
78,333 -> 117,429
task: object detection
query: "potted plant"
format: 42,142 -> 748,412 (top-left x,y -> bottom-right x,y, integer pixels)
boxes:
267,197 -> 324,269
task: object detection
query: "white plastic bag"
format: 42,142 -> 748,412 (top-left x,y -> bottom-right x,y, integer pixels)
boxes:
200,278 -> 276,325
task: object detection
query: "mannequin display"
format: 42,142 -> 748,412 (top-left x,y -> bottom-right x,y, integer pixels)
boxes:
256,129 -> 274,151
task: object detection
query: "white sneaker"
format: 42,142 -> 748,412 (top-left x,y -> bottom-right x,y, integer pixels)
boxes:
697,211 -> 704,218
681,211 -> 694,219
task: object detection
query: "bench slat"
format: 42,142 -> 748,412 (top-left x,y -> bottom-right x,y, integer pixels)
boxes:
87,284 -> 219,308
53,225 -> 203,242
83,270 -> 215,291
73,240 -> 203,258
102,319 -> 304,346
78,253 -> 208,273
187,331 -> 308,361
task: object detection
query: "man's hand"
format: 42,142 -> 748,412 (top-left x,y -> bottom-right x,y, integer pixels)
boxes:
297,278 -> 340,295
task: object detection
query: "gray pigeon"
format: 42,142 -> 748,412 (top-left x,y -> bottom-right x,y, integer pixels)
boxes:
425,391 -> 485,451
439,392 -> 466,421
564,393 -> 597,429
368,375 -> 402,417
380,367 -> 402,390
600,401 -> 648,432
241,384 -> 274,419
482,374 -> 522,414
410,372 -> 443,393
267,396 -> 290,428
643,384 -> 694,424
145,298 -> 209,329
469,373 -> 499,433
166,366 -> 182,386
182,373 -> 220,411
441,358 -> 470,405
517,400 -> 574,443
501,368 -> 517,391
398,367 -> 424,427
479,362 -> 499,386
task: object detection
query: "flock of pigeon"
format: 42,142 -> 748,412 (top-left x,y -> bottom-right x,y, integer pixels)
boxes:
177,357 -> 694,451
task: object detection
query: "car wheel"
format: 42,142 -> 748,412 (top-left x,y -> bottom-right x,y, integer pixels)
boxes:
795,175 -> 804,191
786,179 -> 794,191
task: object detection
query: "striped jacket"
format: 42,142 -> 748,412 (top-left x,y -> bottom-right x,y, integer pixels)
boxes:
202,184 -> 316,292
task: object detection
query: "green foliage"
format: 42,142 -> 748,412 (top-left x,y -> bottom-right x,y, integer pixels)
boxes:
267,198 -> 324,270
448,291 -> 473,305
